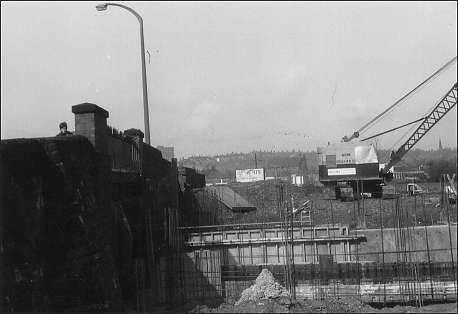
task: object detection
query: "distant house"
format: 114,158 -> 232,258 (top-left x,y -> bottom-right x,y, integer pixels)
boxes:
393,166 -> 428,181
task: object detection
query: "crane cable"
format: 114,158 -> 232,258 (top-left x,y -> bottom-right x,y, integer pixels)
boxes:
389,122 -> 419,153
357,56 -> 457,136
360,116 -> 426,142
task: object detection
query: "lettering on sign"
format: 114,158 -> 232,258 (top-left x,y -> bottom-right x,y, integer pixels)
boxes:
236,168 -> 265,183
327,168 -> 356,176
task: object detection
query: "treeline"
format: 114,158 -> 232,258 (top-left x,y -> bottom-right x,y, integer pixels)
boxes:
180,150 -> 317,180
377,147 -> 457,168
378,148 -> 457,180
180,147 -> 457,181
424,158 -> 457,181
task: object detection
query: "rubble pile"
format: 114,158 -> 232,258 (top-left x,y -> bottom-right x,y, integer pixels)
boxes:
190,269 -> 380,313
190,269 -> 292,313
235,269 -> 291,306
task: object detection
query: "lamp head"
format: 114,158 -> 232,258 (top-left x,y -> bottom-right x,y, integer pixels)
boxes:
96,3 -> 108,11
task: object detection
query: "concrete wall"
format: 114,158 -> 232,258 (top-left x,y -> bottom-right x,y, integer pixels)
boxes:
184,224 -> 360,268
353,224 -> 457,263
180,223 -> 457,304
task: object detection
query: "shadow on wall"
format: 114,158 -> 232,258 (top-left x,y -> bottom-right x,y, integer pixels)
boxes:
150,251 -> 225,306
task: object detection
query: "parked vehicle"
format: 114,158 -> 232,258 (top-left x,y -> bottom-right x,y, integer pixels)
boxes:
407,183 -> 424,196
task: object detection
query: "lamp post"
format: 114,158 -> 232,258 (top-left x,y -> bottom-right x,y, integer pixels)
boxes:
96,3 -> 151,145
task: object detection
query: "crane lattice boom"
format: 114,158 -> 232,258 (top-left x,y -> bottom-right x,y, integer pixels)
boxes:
384,83 -> 457,173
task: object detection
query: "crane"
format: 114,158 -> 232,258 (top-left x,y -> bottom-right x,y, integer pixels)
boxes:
381,83 -> 457,179
318,57 -> 457,201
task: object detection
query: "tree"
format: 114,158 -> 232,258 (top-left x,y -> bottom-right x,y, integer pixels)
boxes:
425,158 -> 457,182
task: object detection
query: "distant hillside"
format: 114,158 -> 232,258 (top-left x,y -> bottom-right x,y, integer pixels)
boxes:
179,150 -> 317,180
179,147 -> 457,181
377,147 -> 457,170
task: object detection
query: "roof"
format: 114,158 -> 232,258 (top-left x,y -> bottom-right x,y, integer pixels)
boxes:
318,142 -> 379,165
207,185 -> 257,212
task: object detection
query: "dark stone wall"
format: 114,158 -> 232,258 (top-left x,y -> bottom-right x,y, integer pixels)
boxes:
0,137 -> 206,311
1,103 -> 208,311
0,136 -> 122,311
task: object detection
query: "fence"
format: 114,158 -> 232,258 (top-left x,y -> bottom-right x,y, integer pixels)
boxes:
149,182 -> 457,308
107,130 -> 141,173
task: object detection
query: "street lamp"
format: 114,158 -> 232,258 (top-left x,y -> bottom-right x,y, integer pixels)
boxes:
96,2 -> 151,145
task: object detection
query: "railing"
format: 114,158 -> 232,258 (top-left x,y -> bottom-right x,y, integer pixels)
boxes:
107,127 -> 141,173
393,170 -> 427,181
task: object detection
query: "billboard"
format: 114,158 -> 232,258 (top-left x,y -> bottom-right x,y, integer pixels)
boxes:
235,168 -> 265,183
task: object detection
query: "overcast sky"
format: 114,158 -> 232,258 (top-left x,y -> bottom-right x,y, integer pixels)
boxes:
1,1 -> 457,157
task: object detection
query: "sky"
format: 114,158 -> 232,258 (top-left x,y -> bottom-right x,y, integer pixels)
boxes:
1,1 -> 457,158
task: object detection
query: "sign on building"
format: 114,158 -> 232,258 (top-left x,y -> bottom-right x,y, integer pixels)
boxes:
327,168 -> 356,176
235,168 -> 265,183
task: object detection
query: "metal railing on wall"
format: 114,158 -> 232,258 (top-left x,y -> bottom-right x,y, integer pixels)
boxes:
106,127 -> 141,173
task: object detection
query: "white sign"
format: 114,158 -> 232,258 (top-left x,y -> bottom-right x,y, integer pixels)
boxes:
236,168 -> 265,183
328,168 -> 356,176
291,175 -> 304,186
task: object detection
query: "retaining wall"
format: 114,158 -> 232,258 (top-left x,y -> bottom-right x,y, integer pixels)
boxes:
353,224 -> 457,263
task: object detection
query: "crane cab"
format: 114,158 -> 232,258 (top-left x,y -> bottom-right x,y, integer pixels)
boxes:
317,142 -> 384,200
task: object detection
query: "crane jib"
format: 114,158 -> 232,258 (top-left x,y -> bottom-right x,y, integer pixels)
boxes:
343,56 -> 457,142
383,83 -> 457,174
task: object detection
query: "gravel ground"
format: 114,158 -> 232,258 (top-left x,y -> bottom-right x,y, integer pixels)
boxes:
187,300 -> 457,313
371,302 -> 457,313
189,269 -> 376,313
227,181 -> 456,228
189,296 -> 375,313
186,268 -> 457,313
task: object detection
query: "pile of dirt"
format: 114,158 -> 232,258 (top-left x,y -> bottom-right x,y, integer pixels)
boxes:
189,299 -> 290,313
189,269 -> 291,313
235,269 -> 291,306
190,269 -> 380,313
189,296 -> 377,313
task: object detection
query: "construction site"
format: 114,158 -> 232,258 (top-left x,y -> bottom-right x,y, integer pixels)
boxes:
1,3 -> 457,314
174,61 -> 458,312
1,60 -> 457,313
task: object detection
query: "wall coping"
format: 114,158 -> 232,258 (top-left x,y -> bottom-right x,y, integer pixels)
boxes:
72,103 -> 109,118
124,128 -> 144,139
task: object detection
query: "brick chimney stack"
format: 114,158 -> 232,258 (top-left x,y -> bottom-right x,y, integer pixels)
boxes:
72,103 -> 109,154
